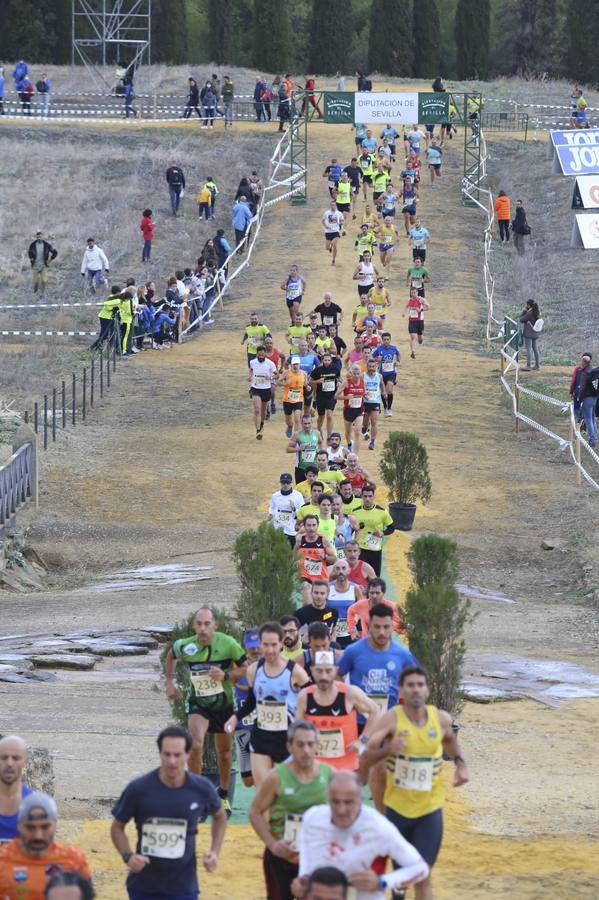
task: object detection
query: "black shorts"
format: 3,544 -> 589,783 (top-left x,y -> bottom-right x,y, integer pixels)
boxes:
408,320 -> 424,335
250,725 -> 289,762
373,191 -> 384,201
426,123 -> 435,134
283,400 -> 303,415
263,849 -> 298,900
336,202 -> 351,212
344,407 -> 363,422
412,248 -> 426,262
382,372 -> 397,384
286,296 -> 302,307
325,231 -> 340,241
402,203 -> 417,215
385,807 -> 443,867
416,286 -> 426,297
247,353 -> 256,367
357,283 -> 372,296
187,701 -> 234,734
362,174 -> 372,184
251,387 -> 273,402
429,163 -> 441,171
303,386 -> 314,405
364,402 -> 380,413
316,394 -> 337,413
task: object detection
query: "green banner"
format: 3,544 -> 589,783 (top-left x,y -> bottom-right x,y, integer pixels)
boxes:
418,92 -> 450,123
323,92 -> 355,124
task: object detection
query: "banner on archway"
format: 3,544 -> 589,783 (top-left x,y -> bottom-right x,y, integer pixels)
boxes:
323,92 -> 449,125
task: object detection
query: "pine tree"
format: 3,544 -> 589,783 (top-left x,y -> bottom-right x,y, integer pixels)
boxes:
253,0 -> 291,73
51,0 -> 73,64
0,0 -> 45,60
209,0 -> 235,64
368,0 -> 414,77
565,0 -> 599,83
308,0 -> 353,75
454,0 -> 490,79
151,0 -> 188,64
412,0 -> 440,78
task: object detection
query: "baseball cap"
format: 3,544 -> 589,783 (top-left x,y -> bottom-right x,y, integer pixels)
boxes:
314,650 -> 335,665
18,791 -> 58,822
243,628 -> 261,649
280,473 -> 293,483
291,356 -> 300,365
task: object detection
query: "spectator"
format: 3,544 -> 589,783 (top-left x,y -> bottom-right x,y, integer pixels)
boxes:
140,209 -> 154,262
249,171 -> 263,202
335,71 -> 345,91
214,229 -> 231,271
579,355 -> 599,447
236,177 -> 257,213
231,196 -> 253,253
202,239 -> 218,267
300,74 -> 322,119
27,231 -> 57,295
12,60 -> 28,85
569,353 -> 591,425
494,190 -> 511,243
196,183 -> 213,220
222,75 -> 234,127
277,77 -> 292,132
80,237 -> 109,294
123,81 -> 137,118
184,78 -> 201,119
165,161 -> 186,216
203,175 -> 218,217
90,287 -> 123,350
519,299 -> 542,371
201,81 -> 217,128
0,66 -> 4,115
44,871 -> 95,900
512,199 -> 530,255
254,76 -> 266,122
355,71 -> 372,91
432,76 -> 445,91
210,72 -> 221,104
35,72 -> 51,116
153,304 -> 178,349
18,76 -> 34,115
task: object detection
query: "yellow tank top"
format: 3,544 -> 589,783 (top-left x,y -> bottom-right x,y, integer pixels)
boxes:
336,181 -> 351,204
369,287 -> 387,315
384,704 -> 444,818
379,226 -> 395,245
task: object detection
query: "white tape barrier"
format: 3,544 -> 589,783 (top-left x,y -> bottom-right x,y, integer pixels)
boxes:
0,330 -> 97,337
0,301 -> 103,310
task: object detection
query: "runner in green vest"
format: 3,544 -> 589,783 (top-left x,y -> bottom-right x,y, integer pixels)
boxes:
358,151 -> 375,200
287,412 -> 325,483
249,720 -> 332,900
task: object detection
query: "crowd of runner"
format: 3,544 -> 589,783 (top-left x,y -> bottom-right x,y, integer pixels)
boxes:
0,118 -> 470,900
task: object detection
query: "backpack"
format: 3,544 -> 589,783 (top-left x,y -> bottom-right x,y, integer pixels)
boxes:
532,317 -> 544,333
169,168 -> 183,186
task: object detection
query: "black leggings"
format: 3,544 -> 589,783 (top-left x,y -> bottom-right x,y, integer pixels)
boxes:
498,219 -> 510,241
386,806 -> 443,867
263,849 -> 298,900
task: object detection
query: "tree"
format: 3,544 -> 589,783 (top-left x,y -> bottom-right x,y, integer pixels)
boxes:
253,0 -> 291,72
152,0 -> 188,64
368,0 -> 414,77
408,534 -> 459,588
412,0 -> 440,78
233,522 -> 298,629
565,0 -> 599,84
454,0 -> 490,79
0,0 -> 45,61
308,0 -> 353,74
209,0 -> 235,64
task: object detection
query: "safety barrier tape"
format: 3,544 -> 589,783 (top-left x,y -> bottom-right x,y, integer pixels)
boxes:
0,330 -> 97,336
0,301 -> 102,310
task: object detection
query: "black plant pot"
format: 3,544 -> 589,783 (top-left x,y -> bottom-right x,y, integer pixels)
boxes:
389,502 -> 417,531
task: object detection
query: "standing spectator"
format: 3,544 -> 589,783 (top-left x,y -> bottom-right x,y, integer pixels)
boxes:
249,170 -> 263,203
184,78 -> 201,119
203,175 -> 218,217
579,355 -> 599,447
236,176 -> 258,213
213,229 -> 231,272
232,196 -> 253,253
123,81 -> 136,118
0,66 -> 4,115
80,237 -> 109,294
222,75 -> 234,127
140,209 -> 154,262
336,71 -> 345,91
432,76 -> 445,91
512,199 -> 530,256
519,299 -> 542,371
36,72 -> 51,116
18,76 -> 34,115
494,190 -> 511,243
277,78 -> 291,132
28,231 -> 57,295
254,76 -> 268,121
570,353 -> 591,425
196,183 -> 212,220
211,72 -> 221,106
12,60 -> 28,86
300,74 -> 322,118
200,81 -> 217,128
165,161 -> 186,216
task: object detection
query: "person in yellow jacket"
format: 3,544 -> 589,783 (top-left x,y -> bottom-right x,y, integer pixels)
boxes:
203,177 -> 218,218
196,184 -> 212,220
90,288 -> 123,350
119,289 -> 135,356
359,665 -> 469,900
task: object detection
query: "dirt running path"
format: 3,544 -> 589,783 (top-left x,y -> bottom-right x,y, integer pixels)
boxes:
4,122 -> 599,896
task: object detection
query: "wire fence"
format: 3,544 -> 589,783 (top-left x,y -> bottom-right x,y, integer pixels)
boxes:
462,130 -> 599,491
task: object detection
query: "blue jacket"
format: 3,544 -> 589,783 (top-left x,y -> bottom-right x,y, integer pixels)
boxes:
153,311 -> 177,334
0,75 -> 4,97
231,202 -> 252,230
12,61 -> 28,82
254,81 -> 266,102
137,306 -> 153,332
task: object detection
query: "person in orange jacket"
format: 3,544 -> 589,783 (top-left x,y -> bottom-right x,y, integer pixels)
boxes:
494,190 -> 511,243
346,577 -> 406,639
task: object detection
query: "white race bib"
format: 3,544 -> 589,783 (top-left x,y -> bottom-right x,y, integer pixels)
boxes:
253,374 -> 269,387
301,449 -> 317,463
367,694 -> 389,713
241,709 -> 257,727
288,389 -> 301,402
393,755 -> 434,792
304,557 -> 324,577
190,671 -> 224,698
283,814 -> 303,851
382,360 -> 395,372
141,818 -> 187,859
316,728 -> 345,759
365,389 -> 378,402
336,618 -> 349,637
276,510 -> 294,525
362,532 -> 382,551
323,315 -> 334,325
323,379 -> 336,392
349,396 -> 363,408
257,700 -> 288,731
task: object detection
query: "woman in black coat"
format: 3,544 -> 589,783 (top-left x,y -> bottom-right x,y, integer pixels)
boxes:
184,78 -> 201,119
512,200 -> 530,256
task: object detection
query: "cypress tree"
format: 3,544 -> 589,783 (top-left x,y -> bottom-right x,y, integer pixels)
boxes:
412,0 -> 440,78
454,0 -> 490,79
368,0 -> 414,77
308,0 -> 353,75
209,0 -> 235,64
51,0 -> 73,65
565,0 -> 599,83
0,0 -> 45,60
151,0 -> 188,64
253,0 -> 291,73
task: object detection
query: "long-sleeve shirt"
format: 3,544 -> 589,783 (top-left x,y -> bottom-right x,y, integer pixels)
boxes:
347,597 -> 405,636
80,245 -> 109,274
152,311 -> 177,334
231,202 -> 253,231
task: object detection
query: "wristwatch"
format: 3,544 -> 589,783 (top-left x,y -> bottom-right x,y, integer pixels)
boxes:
122,852 -> 133,864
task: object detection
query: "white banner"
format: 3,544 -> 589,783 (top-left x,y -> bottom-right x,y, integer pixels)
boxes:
547,129 -> 599,160
355,91 -> 418,125
572,175 -> 599,209
570,213 -> 599,249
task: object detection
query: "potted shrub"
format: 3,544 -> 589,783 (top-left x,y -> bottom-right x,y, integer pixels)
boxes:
378,431 -> 431,531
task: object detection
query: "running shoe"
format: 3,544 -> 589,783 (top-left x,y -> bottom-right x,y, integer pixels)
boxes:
410,351 -> 416,359
221,797 -> 232,818
285,426 -> 292,438
368,440 -> 375,450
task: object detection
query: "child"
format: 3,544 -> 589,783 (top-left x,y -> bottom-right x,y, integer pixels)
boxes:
140,209 -> 154,262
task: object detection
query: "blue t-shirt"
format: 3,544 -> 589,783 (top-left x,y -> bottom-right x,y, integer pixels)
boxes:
0,784 -> 32,843
337,637 -> 417,720
381,127 -> 399,141
372,344 -> 399,370
293,351 -> 319,377
361,137 -> 377,152
426,147 -> 442,164
409,227 -> 430,248
112,768 -> 221,895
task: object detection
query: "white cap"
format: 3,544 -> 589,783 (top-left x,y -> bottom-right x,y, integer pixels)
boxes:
314,650 -> 335,666
291,356 -> 301,365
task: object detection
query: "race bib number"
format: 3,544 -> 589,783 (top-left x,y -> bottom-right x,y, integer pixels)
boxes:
287,283 -> 301,299
349,396 -> 363,409
323,315 -> 334,325
290,336 -> 301,347
241,709 -> 257,727
367,694 -> 389,713
336,618 -> 349,637
190,671 -> 224,698
382,360 -> 394,372
283,813 -> 303,851
362,532 -> 382,551
257,700 -> 288,731
288,389 -> 301,402
304,557 -> 323,577
393,755 -> 433,792
253,374 -> 269,387
276,510 -> 294,525
301,449 -> 317,463
316,728 -> 345,759
323,379 -> 336,392
365,389 -> 378,402
141,818 -> 187,859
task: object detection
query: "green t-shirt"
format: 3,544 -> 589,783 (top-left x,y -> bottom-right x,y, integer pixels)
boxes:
173,631 -> 245,708
245,324 -> 270,355
407,266 -> 429,288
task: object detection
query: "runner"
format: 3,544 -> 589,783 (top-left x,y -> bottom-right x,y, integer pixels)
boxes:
296,622 -> 342,681
232,629 -> 262,788
357,149 -> 375,201
292,339 -> 320,414
311,353 -> 342,436
380,183 -> 398,219
322,200 -> 345,266
372,164 -> 391,206
341,453 -> 373,496
372,332 -> 400,417
294,771 -> 429,899
249,720 -> 332,900
295,470 -> 331,499
403,288 -> 431,359
352,484 -> 394,576
287,413 -> 325,484
281,615 -> 303,660
361,203 -> 380,233
110,726 -> 226,899
296,580 -> 339,639
268,473 -> 304,547
337,365 -> 365,452
408,219 -> 430,262
404,124 -> 426,157
241,312 -> 270,366
294,520 -> 337,605
164,608 -> 246,815
296,652 -> 380,769
249,345 -> 277,439
281,357 -> 308,438
314,324 -> 335,357
361,129 -> 377,153
314,450 -> 345,489
344,539 -> 376,588
281,265 -> 307,322
264,335 -> 283,416
406,257 -> 431,298
313,291 -> 343,328
323,158 -> 343,199
425,139 -> 442,188
343,157 -> 362,217
334,172 -> 352,219
224,623 -> 310,786
327,559 -> 363,647
354,224 -> 378,262
355,301 -> 384,336
401,175 -> 418,236
326,432 -> 347,469
287,311 -> 312,350
331,494 -> 358,560
0,735 -> 31,844
352,251 -> 378,300
359,666 -> 469,899
347,577 -> 405,640
377,138 -> 393,166
362,358 -> 387,450
377,216 -> 399,270
380,123 -> 401,159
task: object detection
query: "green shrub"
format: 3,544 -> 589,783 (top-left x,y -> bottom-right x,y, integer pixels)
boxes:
378,431 -> 432,505
408,534 -> 459,588
233,521 -> 298,629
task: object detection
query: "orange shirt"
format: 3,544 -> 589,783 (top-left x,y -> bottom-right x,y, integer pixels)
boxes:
0,839 -> 91,900
346,596 -> 406,635
283,370 -> 306,403
494,195 -> 511,220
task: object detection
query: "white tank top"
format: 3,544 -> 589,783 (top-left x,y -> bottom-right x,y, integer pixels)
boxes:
357,262 -> 374,287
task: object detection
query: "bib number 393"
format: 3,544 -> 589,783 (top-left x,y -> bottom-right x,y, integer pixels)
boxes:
393,755 -> 433,791
141,818 -> 187,859
257,700 -> 288,731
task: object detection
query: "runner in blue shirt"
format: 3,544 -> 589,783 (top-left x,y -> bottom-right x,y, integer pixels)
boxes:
408,220 -> 431,262
361,130 -> 377,153
380,124 -> 400,159
372,333 -> 400,417
323,159 -> 343,199
425,140 -> 443,188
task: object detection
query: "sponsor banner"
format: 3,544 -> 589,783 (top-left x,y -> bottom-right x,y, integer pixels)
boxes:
323,92 -> 354,124
553,143 -> 599,175
547,128 -> 599,160
572,175 -> 599,209
418,92 -> 450,123
355,91 -> 419,124
570,213 -> 599,249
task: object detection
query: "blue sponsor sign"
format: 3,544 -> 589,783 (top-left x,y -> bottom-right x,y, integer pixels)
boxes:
553,143 -> 599,176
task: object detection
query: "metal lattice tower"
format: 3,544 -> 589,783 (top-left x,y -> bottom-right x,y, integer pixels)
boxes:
72,0 -> 151,88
